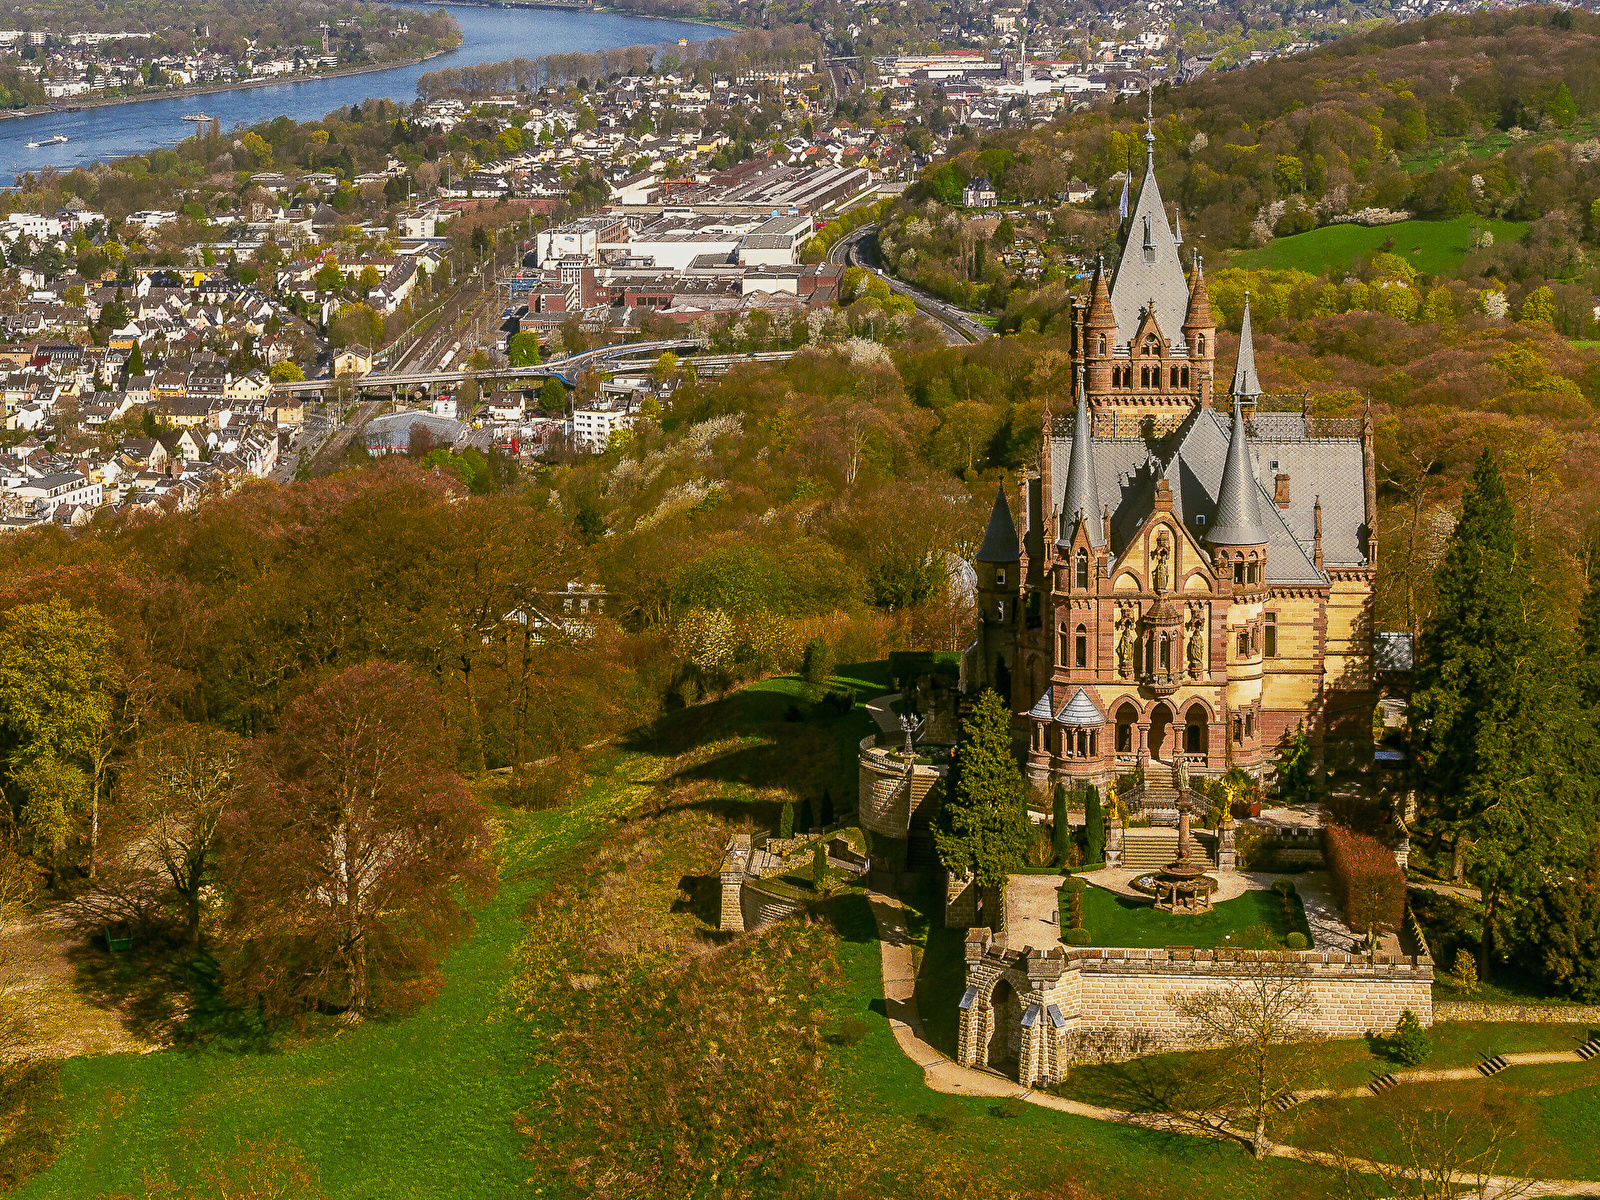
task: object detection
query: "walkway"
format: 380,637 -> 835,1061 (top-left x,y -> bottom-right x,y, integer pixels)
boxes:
864,887 -> 1600,1199
864,693 -> 900,734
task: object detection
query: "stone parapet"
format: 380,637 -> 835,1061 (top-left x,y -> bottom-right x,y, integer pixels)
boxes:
718,834 -> 752,932
858,735 -> 944,839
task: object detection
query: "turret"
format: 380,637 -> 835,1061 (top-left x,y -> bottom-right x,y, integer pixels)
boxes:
1183,253 -> 1215,408
1206,395 -> 1269,591
976,483 -> 1021,702
1084,255 -> 1116,397
1058,369 -> 1104,552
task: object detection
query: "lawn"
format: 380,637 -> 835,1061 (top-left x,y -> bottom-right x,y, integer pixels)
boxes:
1232,216 -> 1528,279
1064,882 -> 1312,950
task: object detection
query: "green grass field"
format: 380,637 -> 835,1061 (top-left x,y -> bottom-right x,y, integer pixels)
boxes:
1065,883 -> 1312,949
1232,216 -> 1528,279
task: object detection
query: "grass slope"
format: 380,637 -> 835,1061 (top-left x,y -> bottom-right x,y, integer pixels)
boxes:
1233,216 -> 1528,279
16,757 -> 652,1200
1066,883 -> 1312,949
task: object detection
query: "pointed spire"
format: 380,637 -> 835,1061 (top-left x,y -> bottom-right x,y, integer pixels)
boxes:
1184,252 -> 1213,334
1207,395 -> 1268,548
1145,88 -> 1156,170
1231,291 -> 1262,400
977,482 -> 1021,563
1173,206 -> 1183,245
1059,368 -> 1104,548
1087,256 -> 1114,329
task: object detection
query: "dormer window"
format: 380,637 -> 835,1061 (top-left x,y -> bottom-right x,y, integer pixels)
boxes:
1142,215 -> 1155,263
1075,549 -> 1089,589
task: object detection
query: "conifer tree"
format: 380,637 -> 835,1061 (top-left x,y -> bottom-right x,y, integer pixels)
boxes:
935,689 -> 1029,889
127,340 -> 144,378
779,801 -> 794,840
1051,783 -> 1069,866
1578,567 -> 1600,708
1084,784 -> 1105,866
1412,449 -> 1598,977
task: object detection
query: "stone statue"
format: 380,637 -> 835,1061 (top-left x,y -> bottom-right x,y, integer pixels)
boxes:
1151,537 -> 1171,594
1186,612 -> 1205,678
1176,759 -> 1190,792
1116,611 -> 1137,678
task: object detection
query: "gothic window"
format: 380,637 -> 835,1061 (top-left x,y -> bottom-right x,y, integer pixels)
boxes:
1245,711 -> 1255,739
1140,366 -> 1149,388
1184,704 -> 1207,753
1090,729 -> 1098,757
1265,612 -> 1277,657
997,600 -> 1005,621
1059,622 -> 1070,662
1076,549 -> 1089,589
1075,625 -> 1087,668
1098,333 -> 1106,355
1076,729 -> 1087,757
996,568 -> 1006,586
1169,365 -> 1179,388
1237,630 -> 1249,658
1197,334 -> 1206,356
1233,556 -> 1246,586
1116,703 -> 1137,752
1143,335 -> 1159,357
1181,367 -> 1190,387
1233,715 -> 1243,743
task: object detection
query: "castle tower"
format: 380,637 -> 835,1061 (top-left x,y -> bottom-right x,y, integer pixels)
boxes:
1084,257 -> 1115,398
1183,255 -> 1215,409
975,484 -> 1021,706
1230,292 -> 1263,408
1207,394 -> 1269,767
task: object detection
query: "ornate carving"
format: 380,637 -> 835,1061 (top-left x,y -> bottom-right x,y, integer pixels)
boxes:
1185,607 -> 1206,678
1151,531 -> 1172,595
1115,607 -> 1138,679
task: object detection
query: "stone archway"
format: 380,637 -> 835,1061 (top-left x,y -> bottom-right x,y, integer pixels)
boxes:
1148,704 -> 1174,762
987,978 -> 1019,1070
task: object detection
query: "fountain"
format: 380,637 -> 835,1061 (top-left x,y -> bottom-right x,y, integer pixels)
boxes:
1151,794 -> 1214,913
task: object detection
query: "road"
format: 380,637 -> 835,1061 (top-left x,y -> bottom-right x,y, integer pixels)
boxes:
831,225 -> 993,346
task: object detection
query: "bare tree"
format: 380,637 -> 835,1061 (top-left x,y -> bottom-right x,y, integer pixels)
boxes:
119,724 -> 241,948
220,663 -> 492,1022
1330,1098 -> 1542,1200
1170,930 -> 1320,1160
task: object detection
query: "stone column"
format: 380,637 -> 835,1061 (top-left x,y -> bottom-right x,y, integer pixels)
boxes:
1106,818 -> 1124,869
1217,817 -> 1236,871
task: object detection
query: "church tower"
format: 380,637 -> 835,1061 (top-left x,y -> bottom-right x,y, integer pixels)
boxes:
974,484 -> 1021,705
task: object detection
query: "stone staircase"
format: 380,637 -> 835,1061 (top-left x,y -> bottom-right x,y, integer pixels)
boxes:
1120,828 -> 1181,870
1140,762 -> 1181,826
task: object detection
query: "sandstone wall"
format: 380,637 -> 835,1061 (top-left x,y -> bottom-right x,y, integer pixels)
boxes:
858,739 -> 941,839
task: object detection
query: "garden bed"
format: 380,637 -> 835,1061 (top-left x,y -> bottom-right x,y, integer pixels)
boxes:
1060,884 -> 1312,950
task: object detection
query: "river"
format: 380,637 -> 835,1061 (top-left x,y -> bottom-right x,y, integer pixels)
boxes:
2,4 -> 718,177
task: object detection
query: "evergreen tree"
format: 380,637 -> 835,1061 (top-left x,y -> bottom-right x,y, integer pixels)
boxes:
126,341 -> 144,378
1513,840 -> 1600,1002
819,787 -> 834,826
1051,783 -> 1069,865
1084,784 -> 1105,866
811,839 -> 830,893
935,689 -> 1029,888
1578,568 -> 1600,708
1411,449 -> 1599,977
779,801 -> 794,840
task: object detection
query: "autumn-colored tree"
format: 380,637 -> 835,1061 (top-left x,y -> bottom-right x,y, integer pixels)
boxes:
220,663 -> 493,1020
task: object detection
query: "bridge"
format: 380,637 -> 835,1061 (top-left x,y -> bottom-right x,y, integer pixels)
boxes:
276,340 -> 801,396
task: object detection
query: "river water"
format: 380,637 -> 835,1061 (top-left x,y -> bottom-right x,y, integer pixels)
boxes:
1,4 -> 717,177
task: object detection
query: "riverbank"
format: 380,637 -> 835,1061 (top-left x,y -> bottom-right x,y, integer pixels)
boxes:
0,45 -> 460,123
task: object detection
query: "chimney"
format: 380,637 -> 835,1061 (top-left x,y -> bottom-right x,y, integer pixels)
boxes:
1274,473 -> 1290,509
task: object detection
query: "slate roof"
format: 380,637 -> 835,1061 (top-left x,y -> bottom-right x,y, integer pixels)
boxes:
1055,687 -> 1103,726
1058,374 -> 1104,546
1231,295 -> 1262,398
1108,152 -> 1189,349
1027,686 -> 1056,719
976,483 -> 1020,563
1207,398 -> 1269,548
1045,407 -> 1366,586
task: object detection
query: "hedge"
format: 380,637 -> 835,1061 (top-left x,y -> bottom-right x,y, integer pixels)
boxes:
1323,823 -> 1404,936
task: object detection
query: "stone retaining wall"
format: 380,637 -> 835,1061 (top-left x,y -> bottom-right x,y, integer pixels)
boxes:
957,932 -> 1434,1086
858,736 -> 943,839
1433,1002 -> 1600,1024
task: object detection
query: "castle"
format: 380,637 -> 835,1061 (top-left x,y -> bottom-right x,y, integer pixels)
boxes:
969,118 -> 1377,788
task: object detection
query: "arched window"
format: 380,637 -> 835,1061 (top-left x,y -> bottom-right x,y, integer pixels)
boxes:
1144,335 -> 1159,357
1169,365 -> 1179,388
1181,367 -> 1190,387
1245,711 -> 1255,739
1237,630 -> 1250,658
1097,333 -> 1106,355
1075,624 -> 1088,668
1184,704 -> 1207,753
1159,633 -> 1171,671
1075,549 -> 1089,589
1140,366 -> 1149,388
1089,729 -> 1099,757
1197,333 -> 1206,356
1234,555 -> 1246,586
1076,728 -> 1088,757
1059,622 -> 1070,663
1233,715 -> 1243,743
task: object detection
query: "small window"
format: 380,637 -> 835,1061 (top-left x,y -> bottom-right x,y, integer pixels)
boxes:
1237,631 -> 1249,658
1245,711 -> 1255,739
1075,626 -> 1088,668
1265,613 -> 1277,658
1196,514 -> 1206,527
996,568 -> 1006,586
1269,459 -> 1280,471
1234,561 -> 1245,586
1233,716 -> 1243,744
1075,549 -> 1089,589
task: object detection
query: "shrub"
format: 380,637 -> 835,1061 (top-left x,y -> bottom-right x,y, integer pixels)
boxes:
1052,783 -> 1070,865
1064,927 -> 1092,945
994,1096 -> 1027,1119
779,802 -> 795,840
1451,948 -> 1480,996
1025,825 -> 1055,868
822,685 -> 855,713
1233,824 -> 1269,869
1284,932 -> 1308,950
1272,878 -> 1297,897
819,788 -> 835,826
800,638 -> 835,694
1386,1008 -> 1432,1066
1323,823 -> 1405,937
829,1016 -> 870,1046
1059,876 -> 1087,893
812,841 -> 831,893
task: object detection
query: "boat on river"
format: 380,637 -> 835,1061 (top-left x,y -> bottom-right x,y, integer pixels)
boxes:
25,134 -> 68,148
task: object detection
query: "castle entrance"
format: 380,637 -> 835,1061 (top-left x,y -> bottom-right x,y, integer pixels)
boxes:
986,979 -> 1019,1070
1148,704 -> 1173,762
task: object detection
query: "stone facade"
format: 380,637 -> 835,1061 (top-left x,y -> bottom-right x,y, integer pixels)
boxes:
958,929 -> 1434,1086
857,735 -> 944,840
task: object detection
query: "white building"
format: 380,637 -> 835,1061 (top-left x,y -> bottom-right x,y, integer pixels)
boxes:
570,404 -> 637,452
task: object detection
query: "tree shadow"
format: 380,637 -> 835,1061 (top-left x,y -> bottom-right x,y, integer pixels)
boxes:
671,872 -> 722,927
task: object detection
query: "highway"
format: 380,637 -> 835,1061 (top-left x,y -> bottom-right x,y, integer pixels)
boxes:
830,225 -> 993,346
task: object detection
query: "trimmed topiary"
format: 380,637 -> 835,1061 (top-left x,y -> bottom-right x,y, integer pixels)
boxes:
1059,876 -> 1088,894
1064,928 -> 1092,945
1387,1008 -> 1432,1066
1272,878 -> 1297,897
1284,932 -> 1308,950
